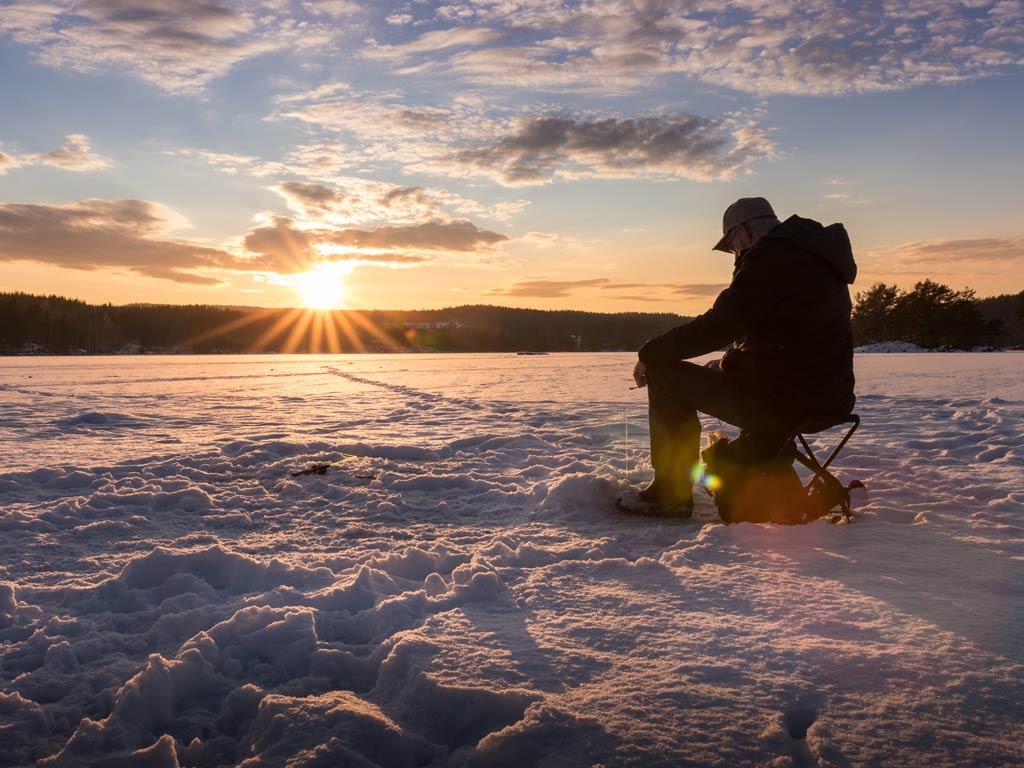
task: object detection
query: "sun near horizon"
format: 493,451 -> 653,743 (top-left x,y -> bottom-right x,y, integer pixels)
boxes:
294,264 -> 351,311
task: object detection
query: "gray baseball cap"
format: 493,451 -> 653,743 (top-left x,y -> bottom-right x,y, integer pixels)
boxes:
713,197 -> 776,252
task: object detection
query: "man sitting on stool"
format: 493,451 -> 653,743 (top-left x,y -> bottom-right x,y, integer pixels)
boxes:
631,197 -> 857,516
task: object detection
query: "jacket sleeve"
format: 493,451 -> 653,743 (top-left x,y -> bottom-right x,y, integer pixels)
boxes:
637,254 -> 778,366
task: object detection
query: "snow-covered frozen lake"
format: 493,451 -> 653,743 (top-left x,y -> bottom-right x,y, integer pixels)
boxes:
1,352 -> 1022,767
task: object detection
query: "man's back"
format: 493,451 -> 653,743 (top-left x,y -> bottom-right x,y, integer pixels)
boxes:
732,214 -> 857,420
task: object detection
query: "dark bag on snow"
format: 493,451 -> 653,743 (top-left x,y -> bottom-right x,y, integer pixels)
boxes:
700,433 -> 819,525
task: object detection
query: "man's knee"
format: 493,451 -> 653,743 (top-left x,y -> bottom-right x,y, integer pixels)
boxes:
646,363 -> 683,388
646,362 -> 703,395
646,362 -> 742,426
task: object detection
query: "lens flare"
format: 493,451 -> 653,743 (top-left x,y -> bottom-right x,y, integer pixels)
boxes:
692,461 -> 723,491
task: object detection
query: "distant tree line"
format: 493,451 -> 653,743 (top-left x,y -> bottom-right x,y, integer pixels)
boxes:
852,280 -> 1024,349
0,293 -> 690,355
5,284 -> 1021,356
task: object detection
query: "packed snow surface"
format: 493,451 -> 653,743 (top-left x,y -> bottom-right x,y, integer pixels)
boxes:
1,352 -> 1022,767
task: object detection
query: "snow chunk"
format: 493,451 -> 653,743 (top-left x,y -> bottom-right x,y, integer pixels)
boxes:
189,606 -> 319,683
239,690 -> 438,767
42,650 -> 222,766
117,545 -> 333,594
535,472 -> 618,516
0,582 -> 17,628
368,546 -> 469,581
467,702 -> 616,767
45,546 -> 335,617
0,690 -> 52,766
373,637 -> 538,751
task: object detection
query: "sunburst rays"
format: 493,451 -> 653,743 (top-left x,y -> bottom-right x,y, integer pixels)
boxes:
183,306 -> 406,354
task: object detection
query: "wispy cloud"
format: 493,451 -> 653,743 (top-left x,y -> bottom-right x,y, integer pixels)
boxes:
3,3 -> 1018,99
31,134 -> 111,171
858,237 -> 1024,291
822,192 -> 869,205
366,26 -> 503,59
434,113 -> 774,185
488,278 -> 729,300
272,177 -> 526,229
869,238 -> 1024,266
671,283 -> 731,299
272,83 -> 468,156
488,278 -> 612,299
311,1 -> 362,17
0,0 -> 339,95
0,150 -> 21,175
170,148 -> 265,176
365,1 -> 1023,96
0,134 -> 111,173
275,85 -> 775,186
329,220 -> 508,252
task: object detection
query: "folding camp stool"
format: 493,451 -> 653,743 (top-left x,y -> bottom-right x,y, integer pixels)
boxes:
782,414 -> 862,522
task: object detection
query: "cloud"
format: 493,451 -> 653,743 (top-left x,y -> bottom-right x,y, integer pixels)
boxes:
171,148 -> 264,176
241,216 -> 319,273
822,192 -> 869,205
276,181 -> 347,212
309,0 -> 361,17
488,278 -> 611,298
857,237 -> 1024,292
435,113 -> 774,185
329,220 -> 509,251
238,179 -> 512,272
7,174 -> 505,279
1,0 -> 337,95
604,281 -> 729,301
363,1 -> 1023,96
238,214 -> 505,272
0,150 -> 21,175
0,134 -> 111,174
275,84 -> 774,186
366,26 -> 503,59
270,176 -> 527,228
0,199 -> 229,284
868,238 -> 1024,266
489,277 -> 731,300
4,2 -> 1019,98
31,134 -> 111,171
272,178 -> 449,226
273,84 -> 457,151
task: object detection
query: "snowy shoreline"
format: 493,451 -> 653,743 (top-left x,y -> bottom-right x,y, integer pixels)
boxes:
853,341 -> 1010,353
5,345 -> 1022,358
1,353 -> 1022,766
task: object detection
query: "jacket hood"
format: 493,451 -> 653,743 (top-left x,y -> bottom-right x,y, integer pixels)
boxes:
763,215 -> 857,284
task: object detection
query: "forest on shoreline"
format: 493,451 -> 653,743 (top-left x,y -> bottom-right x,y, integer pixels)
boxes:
0,293 -> 689,355
3,282 -> 1022,356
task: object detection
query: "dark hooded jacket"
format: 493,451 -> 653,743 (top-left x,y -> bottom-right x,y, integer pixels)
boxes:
638,215 -> 857,427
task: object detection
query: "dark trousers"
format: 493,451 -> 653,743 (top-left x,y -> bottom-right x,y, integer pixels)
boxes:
646,361 -> 746,498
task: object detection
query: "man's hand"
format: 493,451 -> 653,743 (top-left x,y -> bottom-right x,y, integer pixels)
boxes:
632,360 -> 647,389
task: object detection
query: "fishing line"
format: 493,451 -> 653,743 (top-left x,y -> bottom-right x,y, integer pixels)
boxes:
625,409 -> 630,478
